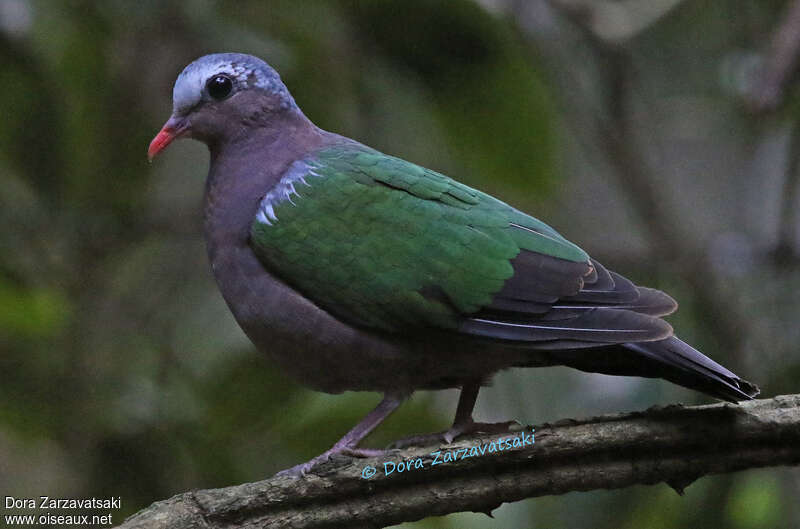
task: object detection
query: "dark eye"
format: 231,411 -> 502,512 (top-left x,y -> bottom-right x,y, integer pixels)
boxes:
206,75 -> 233,100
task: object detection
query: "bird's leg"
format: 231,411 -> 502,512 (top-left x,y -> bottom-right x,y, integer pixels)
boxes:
277,392 -> 406,477
442,380 -> 520,442
390,380 -> 520,448
442,379 -> 482,443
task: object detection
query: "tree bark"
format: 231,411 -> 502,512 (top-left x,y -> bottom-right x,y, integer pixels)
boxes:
118,394 -> 800,529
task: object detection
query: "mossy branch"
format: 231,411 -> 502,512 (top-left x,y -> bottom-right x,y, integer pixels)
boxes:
118,394 -> 800,529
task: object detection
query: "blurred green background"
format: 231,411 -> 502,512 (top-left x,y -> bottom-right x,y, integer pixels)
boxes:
2,0 -> 799,527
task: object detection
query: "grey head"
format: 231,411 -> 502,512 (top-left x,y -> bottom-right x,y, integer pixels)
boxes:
149,53 -> 298,159
172,53 -> 296,115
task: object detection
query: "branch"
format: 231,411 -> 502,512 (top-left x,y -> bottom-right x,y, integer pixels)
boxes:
772,121 -> 800,265
747,1 -> 800,264
118,394 -> 800,529
596,51 -> 751,353
515,0 -> 751,356
750,0 -> 800,112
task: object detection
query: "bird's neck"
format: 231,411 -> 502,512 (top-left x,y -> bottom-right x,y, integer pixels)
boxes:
203,109 -> 328,253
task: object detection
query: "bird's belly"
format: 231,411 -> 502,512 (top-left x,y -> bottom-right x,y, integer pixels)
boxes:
208,242 -> 438,393
208,241 -> 550,393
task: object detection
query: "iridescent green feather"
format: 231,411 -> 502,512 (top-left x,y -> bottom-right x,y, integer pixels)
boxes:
250,146 -> 589,332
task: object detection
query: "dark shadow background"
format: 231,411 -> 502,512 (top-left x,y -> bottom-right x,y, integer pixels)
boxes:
1,0 -> 798,527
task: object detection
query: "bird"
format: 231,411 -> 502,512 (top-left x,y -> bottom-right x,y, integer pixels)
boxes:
148,53 -> 759,476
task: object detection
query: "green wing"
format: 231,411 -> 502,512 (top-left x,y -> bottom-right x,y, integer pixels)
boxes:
247,147 -> 761,403
249,145 -> 592,334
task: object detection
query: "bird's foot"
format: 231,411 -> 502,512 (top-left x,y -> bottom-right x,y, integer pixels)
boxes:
388,432 -> 446,449
276,393 -> 405,477
276,446 -> 388,478
342,447 -> 386,458
444,419 -> 522,443
389,419 -> 522,449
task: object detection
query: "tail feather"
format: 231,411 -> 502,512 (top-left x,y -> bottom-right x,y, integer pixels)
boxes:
548,336 -> 759,402
623,337 -> 759,402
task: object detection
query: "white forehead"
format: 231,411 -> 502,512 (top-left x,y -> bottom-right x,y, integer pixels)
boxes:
171,54 -> 282,114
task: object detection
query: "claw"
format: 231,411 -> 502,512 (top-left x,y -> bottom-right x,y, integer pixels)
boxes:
389,432 -> 446,449
276,445 -> 391,478
390,419 -> 521,449
342,447 -> 387,458
276,393 -> 405,477
278,452 -> 334,477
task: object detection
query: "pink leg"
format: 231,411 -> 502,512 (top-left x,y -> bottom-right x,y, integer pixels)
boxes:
391,381 -> 519,448
278,392 -> 406,477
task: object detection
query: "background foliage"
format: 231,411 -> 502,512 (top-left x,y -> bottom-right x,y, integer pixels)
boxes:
1,0 -> 799,527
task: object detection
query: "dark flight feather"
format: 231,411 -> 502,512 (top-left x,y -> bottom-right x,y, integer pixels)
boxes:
549,338 -> 759,402
461,307 -> 672,343
463,248 -> 756,402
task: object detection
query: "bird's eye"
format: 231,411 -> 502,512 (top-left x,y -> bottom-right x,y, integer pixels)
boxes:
207,75 -> 233,100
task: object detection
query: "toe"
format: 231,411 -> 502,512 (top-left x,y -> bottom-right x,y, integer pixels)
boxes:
389,432 -> 448,449
342,447 -> 386,458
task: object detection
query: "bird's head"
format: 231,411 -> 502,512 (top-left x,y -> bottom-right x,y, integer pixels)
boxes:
148,53 -> 296,160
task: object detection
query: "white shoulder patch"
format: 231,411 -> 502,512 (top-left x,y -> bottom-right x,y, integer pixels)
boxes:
255,160 -> 319,226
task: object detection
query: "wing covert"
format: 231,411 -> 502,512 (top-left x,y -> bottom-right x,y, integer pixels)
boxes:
250,145 -> 672,346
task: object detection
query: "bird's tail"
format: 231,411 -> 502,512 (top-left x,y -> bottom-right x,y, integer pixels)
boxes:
549,336 -> 759,402
622,337 -> 759,402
